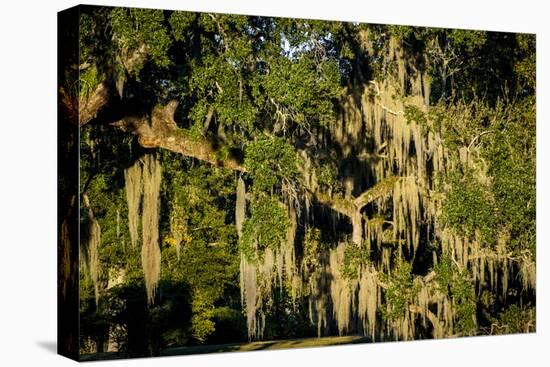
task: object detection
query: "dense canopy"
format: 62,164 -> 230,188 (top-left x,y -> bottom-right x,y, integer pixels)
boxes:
59,5 -> 535,358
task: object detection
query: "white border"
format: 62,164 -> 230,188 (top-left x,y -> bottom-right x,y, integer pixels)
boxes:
0,1 -> 546,366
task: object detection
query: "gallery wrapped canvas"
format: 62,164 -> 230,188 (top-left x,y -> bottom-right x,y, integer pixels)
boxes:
58,4 -> 536,361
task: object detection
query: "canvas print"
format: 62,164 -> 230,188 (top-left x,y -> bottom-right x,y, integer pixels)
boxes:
57,5 -> 536,361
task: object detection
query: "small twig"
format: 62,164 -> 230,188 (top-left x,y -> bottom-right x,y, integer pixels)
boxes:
368,80 -> 404,116
467,130 -> 494,152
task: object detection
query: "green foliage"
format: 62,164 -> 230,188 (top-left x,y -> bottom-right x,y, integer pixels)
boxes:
316,156 -> 342,193
80,171 -> 141,282
441,170 -> 497,245
177,14 -> 346,138
448,30 -> 487,53
301,228 -> 329,275
190,292 -> 216,343
434,257 -> 476,334
433,100 -> 490,152
79,8 -> 113,71
514,34 -> 536,93
188,53 -> 258,132
110,8 -> 171,70
162,159 -> 241,344
388,25 -> 415,41
317,164 -> 338,189
380,260 -> 417,321
245,136 -> 300,192
80,144 -> 242,349
240,196 -> 289,260
169,11 -> 196,42
161,156 -> 239,292
261,55 -> 341,126
404,104 -> 428,129
79,65 -> 101,98
495,304 -> 535,334
483,98 -> 536,254
384,25 -> 533,104
342,242 -> 370,279
434,96 -> 535,255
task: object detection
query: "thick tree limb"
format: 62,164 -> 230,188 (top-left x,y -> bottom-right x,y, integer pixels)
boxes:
60,45 -> 149,127
111,101 -> 404,230
112,102 -> 244,171
354,176 -> 400,209
308,189 -> 355,217
59,83 -> 110,126
80,83 -> 111,126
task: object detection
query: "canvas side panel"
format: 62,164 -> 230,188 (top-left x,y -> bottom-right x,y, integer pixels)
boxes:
57,6 -> 80,361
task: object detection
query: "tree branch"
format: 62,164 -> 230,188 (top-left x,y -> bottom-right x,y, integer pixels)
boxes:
112,102 -> 244,171
61,44 -> 149,127
59,83 -> 110,126
111,101 -> 406,226
467,130 -> 494,152
354,176 -> 400,209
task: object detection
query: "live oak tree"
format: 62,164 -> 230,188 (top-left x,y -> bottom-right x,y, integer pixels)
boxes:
61,6 -> 536,355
